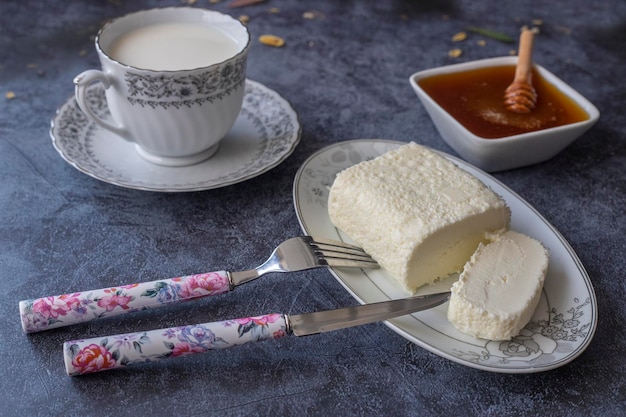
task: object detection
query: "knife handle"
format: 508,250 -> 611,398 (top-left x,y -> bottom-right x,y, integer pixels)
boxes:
63,313 -> 289,376
19,271 -> 232,333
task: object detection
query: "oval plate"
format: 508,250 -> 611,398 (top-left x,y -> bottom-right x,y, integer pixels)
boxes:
293,139 -> 597,373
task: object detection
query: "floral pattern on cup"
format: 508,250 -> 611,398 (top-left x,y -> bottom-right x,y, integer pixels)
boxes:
124,55 -> 247,109
20,271 -> 231,333
64,313 -> 288,376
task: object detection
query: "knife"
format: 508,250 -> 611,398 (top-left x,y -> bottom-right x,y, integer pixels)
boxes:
63,292 -> 451,376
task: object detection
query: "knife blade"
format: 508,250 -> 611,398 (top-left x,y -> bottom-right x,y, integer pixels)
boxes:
63,292 -> 451,376
288,291 -> 451,336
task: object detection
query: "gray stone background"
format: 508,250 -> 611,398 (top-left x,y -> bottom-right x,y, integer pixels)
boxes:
1,0 -> 624,416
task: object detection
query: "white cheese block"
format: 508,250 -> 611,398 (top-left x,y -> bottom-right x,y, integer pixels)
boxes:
447,230 -> 549,340
328,142 -> 510,293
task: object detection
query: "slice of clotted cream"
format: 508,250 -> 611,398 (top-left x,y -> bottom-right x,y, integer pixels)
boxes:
447,230 -> 549,340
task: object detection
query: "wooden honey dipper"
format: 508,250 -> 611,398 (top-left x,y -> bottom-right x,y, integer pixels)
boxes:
504,27 -> 537,114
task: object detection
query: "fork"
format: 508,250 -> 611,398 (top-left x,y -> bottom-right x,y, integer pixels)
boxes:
19,237 -> 377,333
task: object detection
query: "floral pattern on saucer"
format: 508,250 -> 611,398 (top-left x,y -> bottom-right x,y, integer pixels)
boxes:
50,79 -> 300,192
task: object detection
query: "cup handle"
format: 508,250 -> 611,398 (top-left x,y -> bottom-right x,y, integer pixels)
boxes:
73,69 -> 130,140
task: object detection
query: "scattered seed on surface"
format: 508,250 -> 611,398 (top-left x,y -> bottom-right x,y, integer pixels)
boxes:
532,19 -> 543,26
79,49 -> 87,57
477,40 -> 486,46
259,34 -> 285,47
448,48 -> 462,58
6,92 -> 16,100
268,7 -> 280,13
302,10 -> 324,19
452,32 -> 467,42
238,15 -> 249,24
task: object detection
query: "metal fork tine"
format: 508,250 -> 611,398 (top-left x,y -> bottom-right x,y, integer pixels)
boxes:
308,237 -> 368,253
314,247 -> 375,262
307,238 -> 371,257
305,237 -> 379,269
310,243 -> 375,260
322,256 -> 379,269
314,245 -> 372,260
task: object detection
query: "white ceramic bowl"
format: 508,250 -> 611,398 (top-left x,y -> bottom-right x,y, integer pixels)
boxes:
409,57 -> 600,172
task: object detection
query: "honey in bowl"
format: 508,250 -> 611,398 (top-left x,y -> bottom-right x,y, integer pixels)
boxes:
417,65 -> 589,139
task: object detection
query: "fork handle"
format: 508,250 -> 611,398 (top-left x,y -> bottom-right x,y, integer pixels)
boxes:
19,271 -> 231,333
63,313 -> 289,376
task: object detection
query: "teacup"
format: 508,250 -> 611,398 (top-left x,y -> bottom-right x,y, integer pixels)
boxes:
74,7 -> 250,166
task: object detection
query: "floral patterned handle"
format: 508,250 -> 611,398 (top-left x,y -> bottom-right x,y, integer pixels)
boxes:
19,271 -> 231,333
63,313 -> 289,376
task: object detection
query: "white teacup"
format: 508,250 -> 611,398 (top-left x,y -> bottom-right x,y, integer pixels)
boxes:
74,7 -> 250,166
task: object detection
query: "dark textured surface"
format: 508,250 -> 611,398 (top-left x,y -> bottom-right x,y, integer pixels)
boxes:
1,0 -> 625,416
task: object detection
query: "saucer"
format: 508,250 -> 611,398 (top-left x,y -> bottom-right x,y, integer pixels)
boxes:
50,79 -> 301,192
